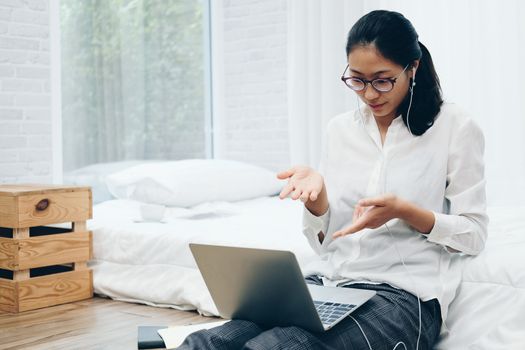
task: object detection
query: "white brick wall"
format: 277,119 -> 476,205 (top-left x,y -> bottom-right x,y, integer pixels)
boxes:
0,0 -> 51,183
219,0 -> 289,172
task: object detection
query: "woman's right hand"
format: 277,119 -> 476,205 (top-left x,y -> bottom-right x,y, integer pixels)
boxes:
276,166 -> 324,203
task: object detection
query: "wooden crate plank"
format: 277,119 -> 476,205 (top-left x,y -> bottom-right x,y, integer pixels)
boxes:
0,279 -> 16,313
17,231 -> 91,270
88,231 -> 93,259
16,190 -> 92,228
0,238 -> 17,270
0,185 -> 91,196
17,270 -> 93,312
0,196 -> 17,228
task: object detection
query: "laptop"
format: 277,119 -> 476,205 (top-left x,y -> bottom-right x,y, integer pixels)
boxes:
189,243 -> 376,332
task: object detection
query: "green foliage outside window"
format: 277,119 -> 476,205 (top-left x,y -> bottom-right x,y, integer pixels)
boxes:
61,0 -> 207,171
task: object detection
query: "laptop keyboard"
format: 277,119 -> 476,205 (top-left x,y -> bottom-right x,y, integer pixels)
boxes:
313,300 -> 356,325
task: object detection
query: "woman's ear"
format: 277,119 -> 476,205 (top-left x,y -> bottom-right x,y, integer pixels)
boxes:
410,60 -> 420,89
412,60 -> 420,76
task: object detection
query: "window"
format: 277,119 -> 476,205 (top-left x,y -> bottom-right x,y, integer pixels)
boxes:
60,0 -> 211,172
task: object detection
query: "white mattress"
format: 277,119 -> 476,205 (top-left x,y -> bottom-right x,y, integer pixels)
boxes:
88,200 -> 525,348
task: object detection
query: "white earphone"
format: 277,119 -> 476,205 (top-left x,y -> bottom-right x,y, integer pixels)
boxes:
406,67 -> 416,135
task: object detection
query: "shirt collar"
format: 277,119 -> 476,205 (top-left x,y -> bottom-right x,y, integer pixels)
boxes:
354,104 -> 404,128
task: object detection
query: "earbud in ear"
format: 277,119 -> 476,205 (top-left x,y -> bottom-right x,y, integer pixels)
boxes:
411,68 -> 416,87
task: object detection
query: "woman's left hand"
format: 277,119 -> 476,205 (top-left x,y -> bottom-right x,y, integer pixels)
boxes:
333,194 -> 403,238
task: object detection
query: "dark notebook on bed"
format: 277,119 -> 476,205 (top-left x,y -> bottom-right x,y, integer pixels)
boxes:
137,326 -> 167,349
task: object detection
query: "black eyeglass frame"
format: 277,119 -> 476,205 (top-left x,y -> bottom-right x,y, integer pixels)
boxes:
340,64 -> 409,93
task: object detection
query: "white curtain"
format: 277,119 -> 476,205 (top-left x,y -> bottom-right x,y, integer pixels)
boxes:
287,0 -> 363,168
287,0 -> 525,206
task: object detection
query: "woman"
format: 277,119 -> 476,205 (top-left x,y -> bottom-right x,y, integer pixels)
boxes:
178,10 -> 487,350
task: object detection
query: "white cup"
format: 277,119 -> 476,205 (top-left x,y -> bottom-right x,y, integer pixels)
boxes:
140,203 -> 166,222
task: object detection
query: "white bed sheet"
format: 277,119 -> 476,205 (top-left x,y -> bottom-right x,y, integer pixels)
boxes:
88,201 -> 525,348
89,197 -> 315,268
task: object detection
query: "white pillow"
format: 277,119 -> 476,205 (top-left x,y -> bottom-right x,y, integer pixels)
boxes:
105,159 -> 284,207
63,160 -> 154,204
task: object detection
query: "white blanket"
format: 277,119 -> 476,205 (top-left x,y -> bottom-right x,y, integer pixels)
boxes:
88,200 -> 525,348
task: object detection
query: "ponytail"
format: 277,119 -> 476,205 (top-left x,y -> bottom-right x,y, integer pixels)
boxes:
398,41 -> 443,135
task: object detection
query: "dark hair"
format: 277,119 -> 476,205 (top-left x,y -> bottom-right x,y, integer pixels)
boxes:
345,10 -> 443,136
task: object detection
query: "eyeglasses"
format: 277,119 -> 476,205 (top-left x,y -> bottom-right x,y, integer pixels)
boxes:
341,64 -> 409,93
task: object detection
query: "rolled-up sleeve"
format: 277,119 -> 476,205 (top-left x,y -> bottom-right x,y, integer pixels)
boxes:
426,118 -> 488,255
302,206 -> 330,254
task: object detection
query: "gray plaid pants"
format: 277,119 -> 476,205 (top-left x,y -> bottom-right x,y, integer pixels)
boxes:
177,277 -> 441,350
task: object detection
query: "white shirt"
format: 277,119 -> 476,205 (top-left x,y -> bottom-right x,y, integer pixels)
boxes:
302,102 -> 488,324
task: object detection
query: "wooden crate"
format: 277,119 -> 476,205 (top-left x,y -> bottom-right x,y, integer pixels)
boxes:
0,184 -> 93,313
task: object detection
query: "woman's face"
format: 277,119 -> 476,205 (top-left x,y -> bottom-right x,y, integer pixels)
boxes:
347,45 -> 415,121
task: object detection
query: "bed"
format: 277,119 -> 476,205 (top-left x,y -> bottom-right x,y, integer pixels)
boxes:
88,196 -> 315,315
77,160 -> 525,349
